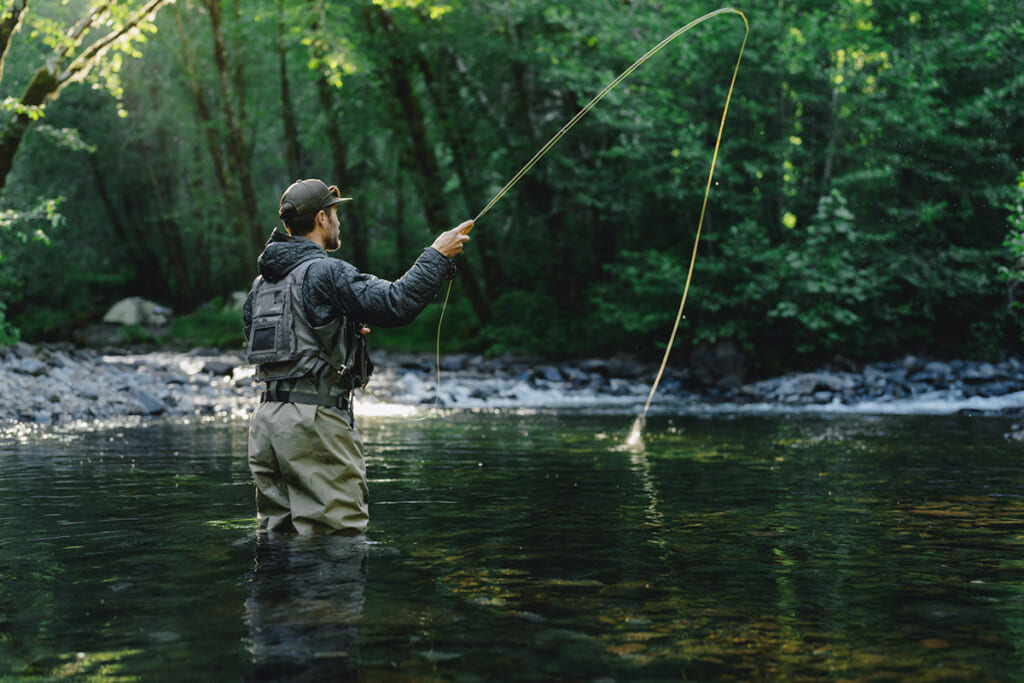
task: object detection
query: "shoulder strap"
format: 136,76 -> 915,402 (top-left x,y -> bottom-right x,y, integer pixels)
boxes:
290,258 -> 358,379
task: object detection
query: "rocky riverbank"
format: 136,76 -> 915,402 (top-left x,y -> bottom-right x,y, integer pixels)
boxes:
2,342 -> 1024,429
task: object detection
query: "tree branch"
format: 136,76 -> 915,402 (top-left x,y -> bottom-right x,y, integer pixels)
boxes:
0,0 -> 29,83
59,0 -> 170,87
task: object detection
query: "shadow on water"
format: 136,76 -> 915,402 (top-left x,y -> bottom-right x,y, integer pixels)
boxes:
1,411 -> 1024,680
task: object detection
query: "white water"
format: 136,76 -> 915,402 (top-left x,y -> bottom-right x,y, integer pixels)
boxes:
83,351 -> 1024,419
358,368 -> 1024,418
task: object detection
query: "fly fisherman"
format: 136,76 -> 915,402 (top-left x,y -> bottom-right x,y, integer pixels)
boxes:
243,178 -> 473,534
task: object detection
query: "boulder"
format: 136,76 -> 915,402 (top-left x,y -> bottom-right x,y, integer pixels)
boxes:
690,341 -> 747,391
439,354 -> 472,372
536,365 -> 564,383
102,297 -> 172,327
13,358 -> 48,377
776,372 -> 850,398
132,390 -> 166,416
226,291 -> 249,311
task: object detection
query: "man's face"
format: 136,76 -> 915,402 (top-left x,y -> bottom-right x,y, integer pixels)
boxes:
323,206 -> 341,252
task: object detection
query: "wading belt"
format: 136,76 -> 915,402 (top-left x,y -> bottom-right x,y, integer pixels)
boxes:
261,382 -> 350,411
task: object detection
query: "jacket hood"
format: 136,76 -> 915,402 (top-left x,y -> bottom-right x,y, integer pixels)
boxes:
256,228 -> 326,283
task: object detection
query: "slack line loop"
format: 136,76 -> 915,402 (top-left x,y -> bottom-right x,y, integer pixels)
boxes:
428,8 -> 748,430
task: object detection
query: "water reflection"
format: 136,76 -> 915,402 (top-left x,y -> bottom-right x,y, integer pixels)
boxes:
244,533 -> 368,681
2,414 -> 1024,680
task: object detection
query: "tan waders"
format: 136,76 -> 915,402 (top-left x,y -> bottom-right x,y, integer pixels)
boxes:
248,401 -> 369,534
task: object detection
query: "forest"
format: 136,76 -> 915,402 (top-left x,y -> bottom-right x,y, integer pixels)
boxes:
1,0 -> 1022,376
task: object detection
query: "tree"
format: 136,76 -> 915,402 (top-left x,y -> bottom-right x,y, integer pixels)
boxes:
0,0 -> 174,194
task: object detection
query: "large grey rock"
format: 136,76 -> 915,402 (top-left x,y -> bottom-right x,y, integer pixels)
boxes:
102,297 -> 172,327
132,390 -> 166,416
776,372 -> 849,398
12,358 -> 48,376
690,341 -> 747,390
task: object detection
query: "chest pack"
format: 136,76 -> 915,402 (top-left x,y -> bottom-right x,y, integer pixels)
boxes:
245,259 -> 374,391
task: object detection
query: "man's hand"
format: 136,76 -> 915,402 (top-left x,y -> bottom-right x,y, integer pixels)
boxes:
430,219 -> 474,258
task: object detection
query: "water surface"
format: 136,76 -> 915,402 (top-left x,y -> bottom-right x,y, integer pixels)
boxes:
1,411 -> 1023,680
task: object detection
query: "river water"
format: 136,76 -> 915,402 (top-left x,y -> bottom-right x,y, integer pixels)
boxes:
1,406 -> 1023,681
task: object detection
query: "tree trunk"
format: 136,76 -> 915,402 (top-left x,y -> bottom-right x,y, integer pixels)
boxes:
415,48 -> 503,300
367,4 -> 490,322
174,3 -> 249,280
821,85 -> 840,190
314,76 -> 371,270
141,141 -> 193,308
0,63 -> 56,189
0,0 -> 29,82
203,0 -> 261,278
87,155 -> 165,300
140,79 -> 195,309
277,0 -> 304,179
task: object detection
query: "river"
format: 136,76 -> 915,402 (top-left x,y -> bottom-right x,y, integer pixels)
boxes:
1,406 -> 1023,680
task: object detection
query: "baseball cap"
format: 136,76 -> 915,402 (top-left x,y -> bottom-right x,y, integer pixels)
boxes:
279,179 -> 352,220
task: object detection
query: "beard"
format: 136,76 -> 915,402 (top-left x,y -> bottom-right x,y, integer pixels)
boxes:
324,232 -> 341,252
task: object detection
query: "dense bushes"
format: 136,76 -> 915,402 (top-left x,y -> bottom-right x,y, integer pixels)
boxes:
1,1 -> 1022,370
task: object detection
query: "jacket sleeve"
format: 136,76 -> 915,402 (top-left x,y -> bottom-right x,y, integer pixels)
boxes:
304,247 -> 453,328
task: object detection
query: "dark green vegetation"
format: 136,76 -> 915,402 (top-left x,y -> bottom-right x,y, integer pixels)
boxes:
1,1 -> 1023,372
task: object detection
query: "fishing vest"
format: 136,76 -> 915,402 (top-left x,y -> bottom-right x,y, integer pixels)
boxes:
246,258 -> 372,409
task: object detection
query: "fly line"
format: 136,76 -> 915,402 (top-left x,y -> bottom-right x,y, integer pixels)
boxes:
430,8 -> 749,436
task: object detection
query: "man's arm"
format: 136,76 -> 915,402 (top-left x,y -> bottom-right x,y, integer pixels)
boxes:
306,220 -> 474,328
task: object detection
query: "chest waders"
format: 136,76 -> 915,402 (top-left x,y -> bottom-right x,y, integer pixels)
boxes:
246,258 -> 370,411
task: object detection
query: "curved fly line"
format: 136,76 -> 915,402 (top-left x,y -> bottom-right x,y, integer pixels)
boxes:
424,8 -> 749,433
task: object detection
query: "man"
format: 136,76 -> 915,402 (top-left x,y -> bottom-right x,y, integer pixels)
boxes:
243,178 -> 472,534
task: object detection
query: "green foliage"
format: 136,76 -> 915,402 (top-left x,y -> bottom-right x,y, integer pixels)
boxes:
0,197 -> 63,342
159,300 -> 246,350
370,295 -> 479,355
591,186 -> 1009,373
1,0 -> 1022,368
764,191 -> 883,359
1000,170 -> 1024,341
117,324 -> 157,346
475,290 -> 559,357
0,98 -> 45,121
0,303 -> 19,347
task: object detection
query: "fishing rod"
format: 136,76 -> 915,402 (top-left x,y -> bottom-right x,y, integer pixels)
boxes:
429,8 -> 749,436
474,7 -> 748,225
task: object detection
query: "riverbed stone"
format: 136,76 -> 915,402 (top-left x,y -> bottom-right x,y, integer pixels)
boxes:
13,358 -> 49,376
201,360 -> 236,376
537,365 -> 563,383
439,354 -> 471,372
690,341 -> 746,390
578,359 -> 610,376
0,342 -> 1023,426
963,363 -> 999,382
